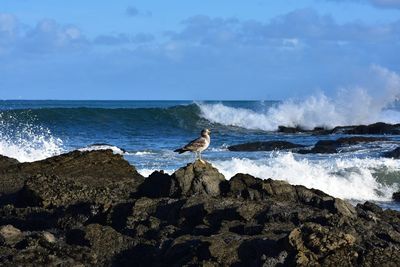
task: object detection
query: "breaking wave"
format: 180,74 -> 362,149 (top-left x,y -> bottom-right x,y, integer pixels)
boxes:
198,65 -> 400,131
0,111 -> 64,162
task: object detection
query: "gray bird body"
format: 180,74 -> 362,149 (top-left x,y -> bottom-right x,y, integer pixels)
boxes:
174,129 -> 211,162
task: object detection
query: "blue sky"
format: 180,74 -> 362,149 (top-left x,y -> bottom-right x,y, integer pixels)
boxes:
1,0 -> 399,99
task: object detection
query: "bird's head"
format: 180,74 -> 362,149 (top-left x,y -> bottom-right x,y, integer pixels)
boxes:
201,128 -> 211,137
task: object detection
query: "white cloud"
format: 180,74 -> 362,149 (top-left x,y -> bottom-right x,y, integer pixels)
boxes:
327,0 -> 400,9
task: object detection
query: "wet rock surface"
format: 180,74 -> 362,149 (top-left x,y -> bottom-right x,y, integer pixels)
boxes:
0,150 -> 144,204
228,141 -> 305,152
278,122 -> 400,135
0,150 -> 400,266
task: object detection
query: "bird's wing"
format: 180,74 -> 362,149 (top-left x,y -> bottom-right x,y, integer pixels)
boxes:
183,137 -> 207,151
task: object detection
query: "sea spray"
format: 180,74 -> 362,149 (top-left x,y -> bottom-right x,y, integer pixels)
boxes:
198,65 -> 400,131
0,111 -> 64,162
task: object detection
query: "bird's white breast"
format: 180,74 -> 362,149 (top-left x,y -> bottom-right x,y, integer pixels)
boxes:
199,135 -> 210,152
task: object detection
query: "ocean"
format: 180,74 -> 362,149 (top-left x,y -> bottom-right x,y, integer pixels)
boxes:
1,99 -> 400,210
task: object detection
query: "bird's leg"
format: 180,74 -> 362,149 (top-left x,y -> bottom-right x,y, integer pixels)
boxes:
194,152 -> 198,162
199,152 -> 205,164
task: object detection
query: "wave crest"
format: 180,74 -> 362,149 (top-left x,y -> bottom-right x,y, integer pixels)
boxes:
199,66 -> 400,131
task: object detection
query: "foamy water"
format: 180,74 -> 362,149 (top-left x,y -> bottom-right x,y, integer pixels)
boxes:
78,144 -> 125,155
212,153 -> 399,201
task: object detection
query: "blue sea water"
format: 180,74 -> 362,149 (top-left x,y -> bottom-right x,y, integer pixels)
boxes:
1,99 -> 400,210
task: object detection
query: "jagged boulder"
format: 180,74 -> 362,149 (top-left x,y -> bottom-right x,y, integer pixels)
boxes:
1,150 -> 144,198
174,160 -> 226,197
138,160 -> 226,198
67,224 -> 134,261
10,150 -> 144,207
288,223 -> 358,266
0,225 -> 23,245
225,173 -> 356,218
18,173 -> 138,208
0,155 -> 19,170
137,171 -> 179,198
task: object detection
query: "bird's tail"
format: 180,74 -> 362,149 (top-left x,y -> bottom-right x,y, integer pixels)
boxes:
174,148 -> 187,154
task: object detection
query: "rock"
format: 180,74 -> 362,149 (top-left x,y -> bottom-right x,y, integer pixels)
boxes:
278,126 -> 330,134
299,140 -> 339,154
0,153 -> 400,266
335,122 -> 400,135
228,141 -> 305,152
137,171 -> 179,198
0,150 -> 144,199
162,237 -> 212,266
18,173 -> 137,208
0,225 -> 23,245
81,224 -> 134,259
0,155 -> 19,171
41,232 -> 56,243
384,147 -> 400,159
299,136 -> 388,154
278,122 -> 400,135
173,160 -> 226,197
12,150 -> 144,207
288,223 -> 357,266
138,160 -> 226,198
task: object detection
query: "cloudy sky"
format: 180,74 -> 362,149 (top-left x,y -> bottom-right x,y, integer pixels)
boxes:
1,0 -> 399,99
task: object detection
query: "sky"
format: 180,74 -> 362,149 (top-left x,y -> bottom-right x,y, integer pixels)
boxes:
0,0 -> 400,100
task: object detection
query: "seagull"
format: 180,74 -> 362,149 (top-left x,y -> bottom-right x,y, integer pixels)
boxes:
174,129 -> 211,163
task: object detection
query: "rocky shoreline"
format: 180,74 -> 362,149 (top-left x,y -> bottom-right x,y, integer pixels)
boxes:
1,150 -> 400,266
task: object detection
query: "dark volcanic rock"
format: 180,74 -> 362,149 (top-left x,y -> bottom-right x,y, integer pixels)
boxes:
299,136 -> 388,154
138,160 -> 225,198
384,147 -> 400,158
334,122 -> 400,135
19,173 -> 137,208
1,151 -> 400,266
228,141 -> 304,152
0,150 -> 144,205
174,160 -> 226,197
0,225 -> 23,245
278,126 -> 330,134
278,122 -> 400,135
137,171 -> 179,198
0,155 -> 19,171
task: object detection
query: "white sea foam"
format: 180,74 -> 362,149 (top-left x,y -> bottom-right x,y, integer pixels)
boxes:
199,65 -> 400,131
78,144 -> 126,155
133,151 -> 156,156
0,114 -> 64,162
212,153 -> 399,201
